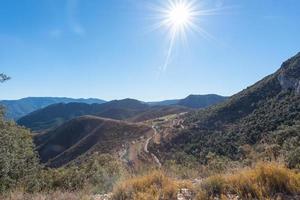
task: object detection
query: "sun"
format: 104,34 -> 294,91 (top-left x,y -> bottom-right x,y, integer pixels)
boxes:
167,3 -> 192,28
160,0 -> 197,36
150,0 -> 220,71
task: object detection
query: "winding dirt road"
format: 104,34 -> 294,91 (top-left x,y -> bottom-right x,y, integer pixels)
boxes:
144,125 -> 162,167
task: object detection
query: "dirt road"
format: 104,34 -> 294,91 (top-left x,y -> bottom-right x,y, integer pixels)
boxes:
143,126 -> 161,167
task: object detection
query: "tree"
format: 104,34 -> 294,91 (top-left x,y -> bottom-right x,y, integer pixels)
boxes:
0,74 -> 41,192
0,120 -> 41,192
0,73 -> 10,83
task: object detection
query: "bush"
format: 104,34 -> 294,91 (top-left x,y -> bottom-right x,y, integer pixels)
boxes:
287,147 -> 300,169
39,154 -> 124,193
0,109 -> 41,193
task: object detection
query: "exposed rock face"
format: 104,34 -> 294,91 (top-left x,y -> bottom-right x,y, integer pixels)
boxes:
278,73 -> 300,94
277,52 -> 300,94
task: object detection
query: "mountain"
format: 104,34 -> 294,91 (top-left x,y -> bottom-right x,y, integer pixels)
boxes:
0,97 -> 106,120
177,94 -> 227,109
147,94 -> 227,108
16,94 -> 227,132
154,52 -> 300,165
34,116 -> 152,167
17,99 -> 149,132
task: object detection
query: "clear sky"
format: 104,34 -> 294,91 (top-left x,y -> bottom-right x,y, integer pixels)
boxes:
1,0 -> 299,101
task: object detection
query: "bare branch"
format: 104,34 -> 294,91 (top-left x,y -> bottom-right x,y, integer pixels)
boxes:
0,73 -> 10,83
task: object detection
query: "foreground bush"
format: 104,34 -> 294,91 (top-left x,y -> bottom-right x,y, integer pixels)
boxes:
201,162 -> 300,199
40,154 -> 125,193
0,109 -> 41,193
112,171 -> 193,200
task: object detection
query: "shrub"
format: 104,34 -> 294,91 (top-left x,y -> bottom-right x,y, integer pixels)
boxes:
39,154 -> 124,193
112,170 -> 194,200
201,175 -> 226,197
287,147 -> 300,169
0,110 -> 41,193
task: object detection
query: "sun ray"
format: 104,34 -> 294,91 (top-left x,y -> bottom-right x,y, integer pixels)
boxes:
147,0 -> 228,72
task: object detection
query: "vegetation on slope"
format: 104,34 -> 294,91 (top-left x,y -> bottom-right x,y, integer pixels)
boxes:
155,53 -> 300,168
0,107 -> 40,193
35,116 -> 152,167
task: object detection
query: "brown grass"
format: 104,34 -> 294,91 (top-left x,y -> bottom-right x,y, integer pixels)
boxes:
112,170 -> 194,200
200,162 -> 300,199
112,163 -> 300,200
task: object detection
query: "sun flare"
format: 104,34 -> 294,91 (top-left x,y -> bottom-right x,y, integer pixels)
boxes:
162,0 -> 198,35
167,3 -> 192,28
151,0 -> 220,71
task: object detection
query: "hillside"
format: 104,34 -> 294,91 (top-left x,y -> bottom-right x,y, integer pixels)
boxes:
0,97 -> 106,120
177,94 -> 227,109
35,115 -> 152,168
154,52 -> 300,167
17,99 -> 150,132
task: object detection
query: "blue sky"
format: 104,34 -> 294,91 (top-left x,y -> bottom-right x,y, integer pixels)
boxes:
1,0 -> 300,101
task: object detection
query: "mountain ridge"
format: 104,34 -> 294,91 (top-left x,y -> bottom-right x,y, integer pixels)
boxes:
0,97 -> 106,120
17,95 -> 226,132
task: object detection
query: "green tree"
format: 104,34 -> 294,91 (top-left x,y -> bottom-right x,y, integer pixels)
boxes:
0,75 -> 41,193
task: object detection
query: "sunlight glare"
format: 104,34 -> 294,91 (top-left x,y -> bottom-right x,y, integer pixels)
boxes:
168,3 -> 191,28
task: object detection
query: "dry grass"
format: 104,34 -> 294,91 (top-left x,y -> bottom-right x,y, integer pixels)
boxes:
2,163 -> 299,200
112,170 -> 194,200
112,163 -> 300,200
200,162 -> 300,199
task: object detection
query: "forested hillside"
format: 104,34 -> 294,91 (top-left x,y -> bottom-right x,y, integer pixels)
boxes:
155,53 -> 300,169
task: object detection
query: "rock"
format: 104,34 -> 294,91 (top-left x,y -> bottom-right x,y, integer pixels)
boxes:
278,74 -> 300,95
177,188 -> 193,200
192,178 -> 203,185
93,193 -> 112,200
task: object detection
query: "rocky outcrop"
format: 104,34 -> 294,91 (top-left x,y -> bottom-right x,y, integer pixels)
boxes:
277,52 -> 300,94
278,73 -> 300,94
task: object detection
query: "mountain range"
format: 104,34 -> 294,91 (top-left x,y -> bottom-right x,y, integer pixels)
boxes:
0,97 -> 106,120
16,95 -> 226,132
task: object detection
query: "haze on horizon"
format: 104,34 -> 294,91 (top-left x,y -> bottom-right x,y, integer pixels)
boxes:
1,0 -> 300,101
